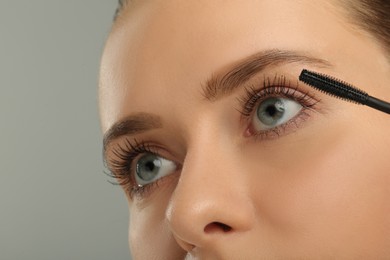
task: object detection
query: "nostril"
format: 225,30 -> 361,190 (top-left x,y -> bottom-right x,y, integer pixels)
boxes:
204,222 -> 232,233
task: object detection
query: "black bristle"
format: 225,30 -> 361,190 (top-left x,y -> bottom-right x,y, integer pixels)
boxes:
299,69 -> 368,105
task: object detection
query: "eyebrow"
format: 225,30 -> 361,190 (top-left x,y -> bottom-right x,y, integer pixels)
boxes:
103,49 -> 331,151
103,113 -> 162,152
202,49 -> 331,101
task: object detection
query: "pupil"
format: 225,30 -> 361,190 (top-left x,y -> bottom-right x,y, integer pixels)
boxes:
145,161 -> 155,172
266,105 -> 277,117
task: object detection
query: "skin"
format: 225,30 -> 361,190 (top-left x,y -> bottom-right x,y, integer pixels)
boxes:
99,0 -> 390,259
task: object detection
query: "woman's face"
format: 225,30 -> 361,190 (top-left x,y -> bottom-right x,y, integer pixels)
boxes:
99,0 -> 390,258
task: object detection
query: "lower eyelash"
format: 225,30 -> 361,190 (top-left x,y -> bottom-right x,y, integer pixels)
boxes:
250,109 -> 312,141
130,178 -> 162,198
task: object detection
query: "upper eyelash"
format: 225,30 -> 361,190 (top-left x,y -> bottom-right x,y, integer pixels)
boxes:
237,74 -> 318,117
104,138 -> 157,192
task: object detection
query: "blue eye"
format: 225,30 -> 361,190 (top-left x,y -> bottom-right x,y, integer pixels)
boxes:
253,97 -> 302,130
135,154 -> 177,186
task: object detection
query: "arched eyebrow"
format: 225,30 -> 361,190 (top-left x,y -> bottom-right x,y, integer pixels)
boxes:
102,49 -> 331,151
202,49 -> 331,101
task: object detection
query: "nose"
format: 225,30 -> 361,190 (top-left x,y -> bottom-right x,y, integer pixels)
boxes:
165,139 -> 255,252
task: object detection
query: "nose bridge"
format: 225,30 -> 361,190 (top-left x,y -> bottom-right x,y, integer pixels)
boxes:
166,121 -> 255,250
179,114 -> 246,205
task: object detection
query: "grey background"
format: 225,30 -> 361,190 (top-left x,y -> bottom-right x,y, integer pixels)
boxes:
0,1 -> 132,259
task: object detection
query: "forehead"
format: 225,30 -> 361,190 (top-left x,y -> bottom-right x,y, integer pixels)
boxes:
99,0 -> 341,132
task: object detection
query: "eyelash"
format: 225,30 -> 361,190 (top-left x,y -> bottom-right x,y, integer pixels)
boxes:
105,75 -> 319,199
105,139 -> 162,198
237,75 -> 318,140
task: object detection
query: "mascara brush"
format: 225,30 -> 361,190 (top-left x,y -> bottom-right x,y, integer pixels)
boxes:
299,69 -> 390,114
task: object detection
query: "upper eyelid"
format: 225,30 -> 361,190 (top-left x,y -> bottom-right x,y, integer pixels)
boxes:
237,74 -> 318,105
107,138 -> 179,167
107,138 -> 153,162
237,72 -> 313,102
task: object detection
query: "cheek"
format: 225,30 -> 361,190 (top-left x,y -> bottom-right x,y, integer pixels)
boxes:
245,119 -> 390,252
128,186 -> 185,259
296,129 -> 390,252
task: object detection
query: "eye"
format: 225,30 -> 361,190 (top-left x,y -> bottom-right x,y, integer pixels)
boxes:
253,97 -> 302,131
135,154 -> 177,187
238,77 -> 319,140
106,139 -> 180,199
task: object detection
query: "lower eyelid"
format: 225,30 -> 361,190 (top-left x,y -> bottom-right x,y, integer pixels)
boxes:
130,166 -> 181,200
246,106 -> 314,140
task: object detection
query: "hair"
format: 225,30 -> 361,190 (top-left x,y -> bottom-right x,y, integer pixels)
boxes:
339,0 -> 390,57
113,0 -> 390,56
114,0 -> 128,21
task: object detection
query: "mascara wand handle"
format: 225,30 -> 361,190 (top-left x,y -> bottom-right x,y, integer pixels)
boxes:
366,96 -> 390,114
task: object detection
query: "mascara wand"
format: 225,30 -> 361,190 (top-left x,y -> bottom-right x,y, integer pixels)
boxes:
299,69 -> 390,114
